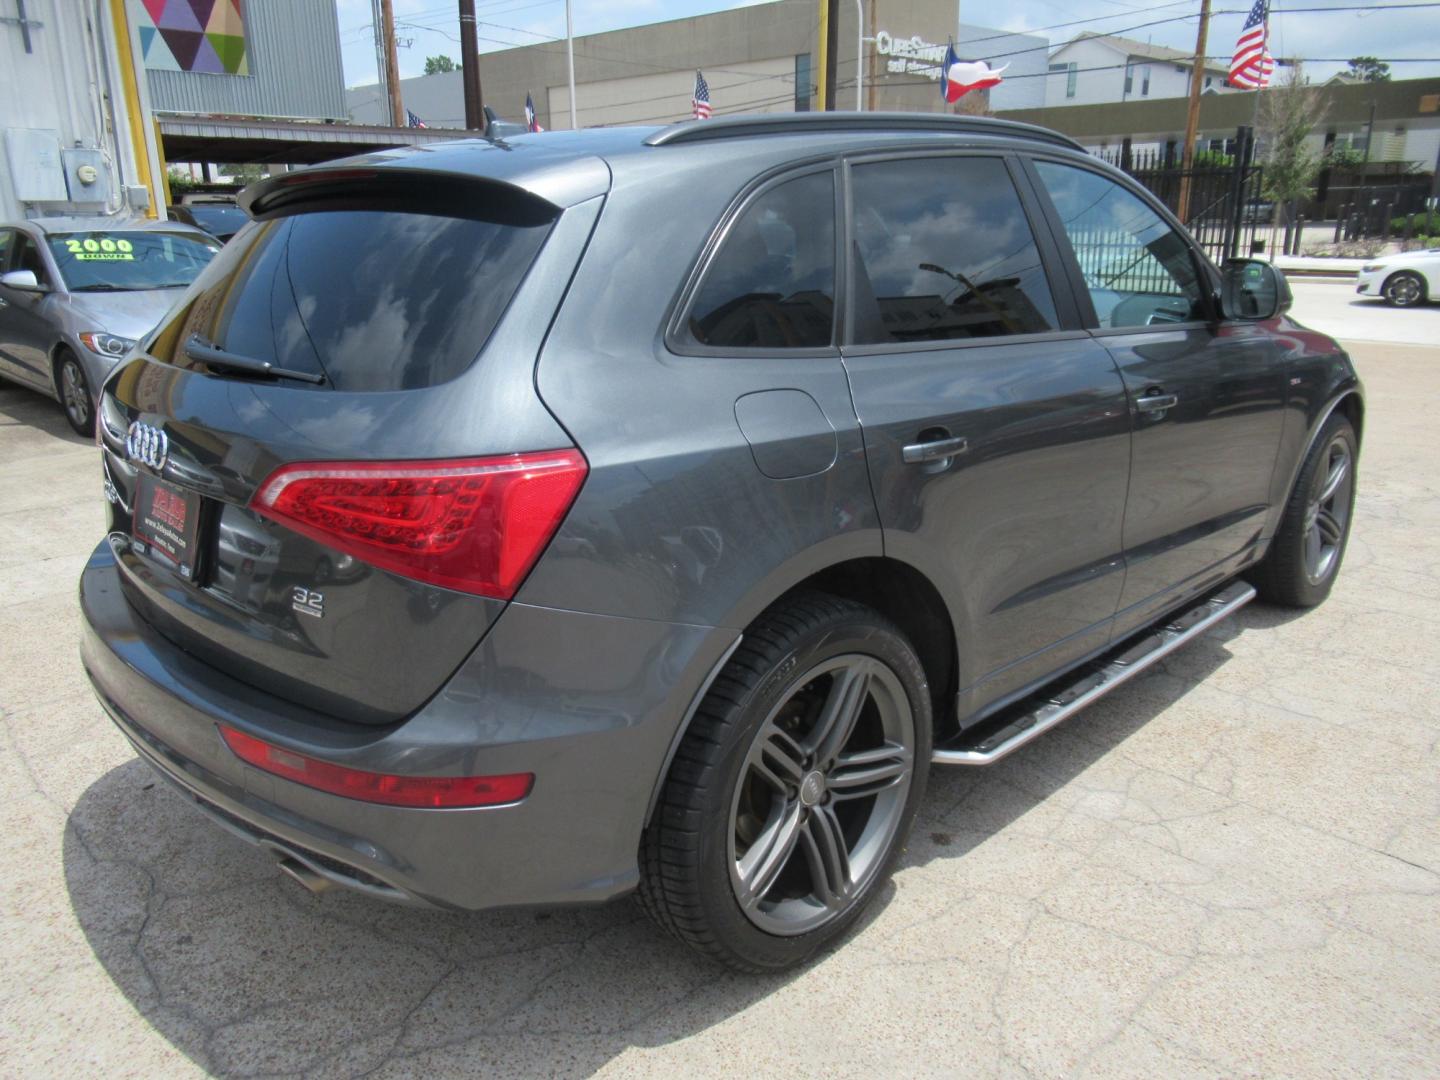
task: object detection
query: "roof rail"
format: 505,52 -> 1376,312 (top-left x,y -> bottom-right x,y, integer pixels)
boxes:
643,112 -> 1084,152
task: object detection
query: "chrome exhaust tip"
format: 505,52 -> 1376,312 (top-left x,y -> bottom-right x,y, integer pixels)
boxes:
277,856 -> 334,894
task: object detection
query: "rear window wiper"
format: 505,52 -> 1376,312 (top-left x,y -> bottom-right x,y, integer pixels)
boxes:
184,335 -> 325,385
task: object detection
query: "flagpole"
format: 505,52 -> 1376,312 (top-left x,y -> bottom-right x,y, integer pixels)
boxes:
565,0 -> 577,130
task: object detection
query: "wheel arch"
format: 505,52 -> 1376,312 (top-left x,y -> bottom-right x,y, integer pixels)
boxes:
49,339 -> 78,399
642,554 -> 959,829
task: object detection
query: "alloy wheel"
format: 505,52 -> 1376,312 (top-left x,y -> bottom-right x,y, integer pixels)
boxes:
1303,435 -> 1353,584
1386,274 -> 1422,306
727,654 -> 915,936
61,358 -> 90,430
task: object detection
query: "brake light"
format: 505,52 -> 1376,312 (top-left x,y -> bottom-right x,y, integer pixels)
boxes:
219,725 -> 533,808
250,450 -> 586,599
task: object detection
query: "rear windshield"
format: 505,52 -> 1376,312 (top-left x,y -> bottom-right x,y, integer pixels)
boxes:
187,204 -> 249,235
48,231 -> 220,291
145,206 -> 552,391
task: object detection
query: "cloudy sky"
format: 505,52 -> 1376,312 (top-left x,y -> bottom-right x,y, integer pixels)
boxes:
333,0 -> 1440,90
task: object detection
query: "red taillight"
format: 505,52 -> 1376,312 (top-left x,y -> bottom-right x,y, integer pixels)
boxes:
218,725 -> 533,808
249,450 -> 586,599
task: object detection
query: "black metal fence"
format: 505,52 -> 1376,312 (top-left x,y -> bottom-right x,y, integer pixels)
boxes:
1092,126 -> 1267,263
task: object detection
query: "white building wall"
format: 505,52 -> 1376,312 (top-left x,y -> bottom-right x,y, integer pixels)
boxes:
0,1 -> 153,222
956,24 -> 1048,111
1045,38 -> 1231,108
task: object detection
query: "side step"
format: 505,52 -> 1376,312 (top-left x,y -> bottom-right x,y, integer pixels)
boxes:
932,580 -> 1256,766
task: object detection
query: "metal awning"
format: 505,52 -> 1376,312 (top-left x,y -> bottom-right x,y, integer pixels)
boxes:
157,114 -> 466,165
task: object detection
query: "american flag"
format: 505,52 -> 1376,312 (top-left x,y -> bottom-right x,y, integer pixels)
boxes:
1229,0 -> 1275,89
405,108 -> 428,129
692,70 -> 712,120
525,92 -> 543,132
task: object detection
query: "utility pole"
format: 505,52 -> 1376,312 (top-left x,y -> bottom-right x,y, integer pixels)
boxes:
1176,0 -> 1212,224
854,0 -> 864,110
380,0 -> 404,127
459,0 -> 483,129
824,0 -> 839,111
867,0 -> 877,111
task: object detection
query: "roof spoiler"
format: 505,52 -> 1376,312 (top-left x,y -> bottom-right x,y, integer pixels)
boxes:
644,112 -> 1084,152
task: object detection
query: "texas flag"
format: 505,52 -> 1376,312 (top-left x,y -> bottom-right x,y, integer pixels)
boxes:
940,42 -> 1008,103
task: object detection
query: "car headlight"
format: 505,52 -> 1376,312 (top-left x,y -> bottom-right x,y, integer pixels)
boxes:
1360,264 -> 1385,273
78,332 -> 137,359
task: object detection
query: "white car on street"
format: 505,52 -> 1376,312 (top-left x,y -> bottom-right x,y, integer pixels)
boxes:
1354,249 -> 1440,307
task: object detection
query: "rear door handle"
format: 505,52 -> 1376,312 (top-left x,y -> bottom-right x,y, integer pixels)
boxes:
1135,392 -> 1178,413
902,435 -> 969,464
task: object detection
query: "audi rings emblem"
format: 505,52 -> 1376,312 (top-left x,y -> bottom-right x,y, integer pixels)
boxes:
126,421 -> 169,471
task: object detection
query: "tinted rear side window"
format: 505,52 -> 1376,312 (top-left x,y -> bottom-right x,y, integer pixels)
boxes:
147,207 -> 552,391
688,170 -> 836,350
849,157 -> 1058,344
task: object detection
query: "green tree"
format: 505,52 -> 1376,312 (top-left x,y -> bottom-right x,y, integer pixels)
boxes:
218,163 -> 266,186
166,167 -> 196,196
1345,56 -> 1391,82
424,54 -> 456,75
1258,65 -> 1327,236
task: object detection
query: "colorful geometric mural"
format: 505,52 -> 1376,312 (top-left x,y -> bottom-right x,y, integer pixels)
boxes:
131,0 -> 249,76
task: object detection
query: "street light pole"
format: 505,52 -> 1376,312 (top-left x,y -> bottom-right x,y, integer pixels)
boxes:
565,0 -> 577,130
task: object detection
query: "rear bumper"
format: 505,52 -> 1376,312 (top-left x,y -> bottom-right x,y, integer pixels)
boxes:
80,539 -> 735,910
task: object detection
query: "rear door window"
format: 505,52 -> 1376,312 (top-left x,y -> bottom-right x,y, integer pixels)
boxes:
687,170 -> 836,350
848,156 -> 1059,344
147,206 -> 553,391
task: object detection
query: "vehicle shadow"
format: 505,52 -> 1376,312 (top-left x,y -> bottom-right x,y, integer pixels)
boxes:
62,605 -> 1265,1078
0,383 -> 89,446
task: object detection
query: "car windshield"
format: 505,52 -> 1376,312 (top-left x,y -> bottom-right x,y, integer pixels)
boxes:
47,230 -> 220,291
187,204 -> 249,236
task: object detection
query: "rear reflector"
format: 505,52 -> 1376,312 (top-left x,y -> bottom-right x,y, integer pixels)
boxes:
250,450 -> 586,599
219,725 -> 533,808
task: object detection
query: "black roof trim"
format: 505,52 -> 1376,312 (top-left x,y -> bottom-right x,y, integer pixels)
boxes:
644,112 -> 1085,151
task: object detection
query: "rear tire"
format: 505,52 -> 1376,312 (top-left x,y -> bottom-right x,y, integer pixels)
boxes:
1382,271 -> 1426,307
55,349 -> 95,438
1249,413 -> 1357,607
639,592 -> 931,971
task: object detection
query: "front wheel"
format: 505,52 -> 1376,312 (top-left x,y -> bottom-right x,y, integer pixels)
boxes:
639,592 -> 931,971
1250,413 -> 1357,607
55,349 -> 95,438
1382,271 -> 1426,307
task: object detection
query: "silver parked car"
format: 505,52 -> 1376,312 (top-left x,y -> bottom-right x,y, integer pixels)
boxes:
0,217 -> 220,435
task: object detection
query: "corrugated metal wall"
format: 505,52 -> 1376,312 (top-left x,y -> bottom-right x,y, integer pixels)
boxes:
143,0 -> 345,120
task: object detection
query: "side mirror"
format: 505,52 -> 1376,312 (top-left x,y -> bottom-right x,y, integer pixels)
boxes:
0,269 -> 46,292
1220,259 -> 1291,320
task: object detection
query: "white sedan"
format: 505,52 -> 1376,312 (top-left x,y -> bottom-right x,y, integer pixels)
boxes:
1354,249 -> 1440,307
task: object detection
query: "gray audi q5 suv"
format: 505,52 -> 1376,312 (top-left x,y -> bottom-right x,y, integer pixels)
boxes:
81,114 -> 1362,971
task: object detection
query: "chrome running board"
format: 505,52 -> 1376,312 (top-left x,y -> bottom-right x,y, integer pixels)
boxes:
932,580 -> 1256,766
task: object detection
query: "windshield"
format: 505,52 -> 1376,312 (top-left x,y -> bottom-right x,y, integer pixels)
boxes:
187,204 -> 249,236
47,231 -> 220,291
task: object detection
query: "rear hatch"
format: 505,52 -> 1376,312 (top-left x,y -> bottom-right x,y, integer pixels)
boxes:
98,167 -> 594,724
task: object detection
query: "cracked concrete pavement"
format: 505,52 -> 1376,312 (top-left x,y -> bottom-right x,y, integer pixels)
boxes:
1,294 -> 1437,1076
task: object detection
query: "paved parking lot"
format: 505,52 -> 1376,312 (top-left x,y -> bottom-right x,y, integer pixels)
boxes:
2,290 -> 1437,1076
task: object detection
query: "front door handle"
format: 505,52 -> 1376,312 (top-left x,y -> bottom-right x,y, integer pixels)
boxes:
1135,392 -> 1178,413
902,435 -> 969,464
